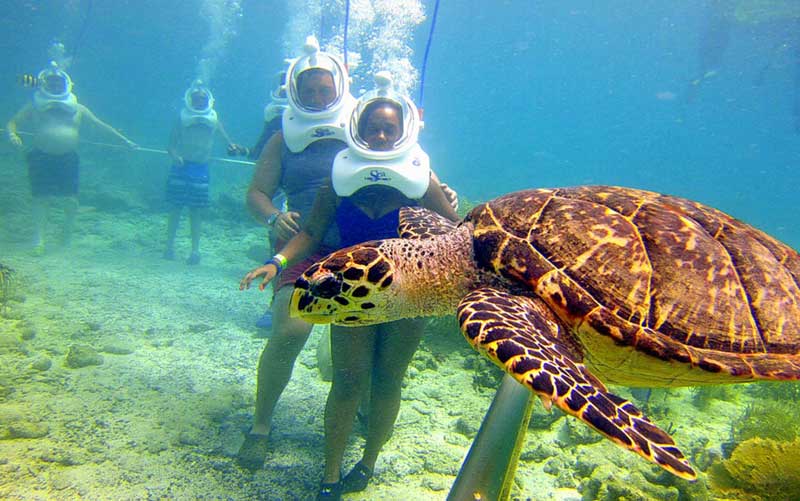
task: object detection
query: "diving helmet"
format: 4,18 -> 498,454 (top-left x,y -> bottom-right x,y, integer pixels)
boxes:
346,71 -> 421,161
184,80 -> 215,114
264,69 -> 288,123
285,35 -> 349,119
332,71 -> 429,200
282,36 -> 356,152
270,69 -> 288,104
181,80 -> 218,128
37,62 -> 73,100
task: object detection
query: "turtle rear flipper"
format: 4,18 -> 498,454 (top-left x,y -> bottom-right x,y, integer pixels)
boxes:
398,207 -> 459,239
457,287 -> 697,480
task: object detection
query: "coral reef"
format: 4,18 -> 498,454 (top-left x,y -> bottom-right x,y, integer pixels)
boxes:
709,437 -> 800,500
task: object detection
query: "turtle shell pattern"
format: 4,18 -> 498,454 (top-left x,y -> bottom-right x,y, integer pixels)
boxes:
467,186 -> 800,384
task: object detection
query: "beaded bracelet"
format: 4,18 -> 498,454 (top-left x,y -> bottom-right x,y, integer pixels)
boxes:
264,253 -> 289,274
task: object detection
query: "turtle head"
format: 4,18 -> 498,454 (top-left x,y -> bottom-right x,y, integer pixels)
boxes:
290,242 -> 401,326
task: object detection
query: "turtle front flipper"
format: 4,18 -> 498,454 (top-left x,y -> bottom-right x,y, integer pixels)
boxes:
398,207 -> 459,239
457,287 -> 697,480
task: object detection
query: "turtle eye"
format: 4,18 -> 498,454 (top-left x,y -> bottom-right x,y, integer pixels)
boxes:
311,275 -> 342,299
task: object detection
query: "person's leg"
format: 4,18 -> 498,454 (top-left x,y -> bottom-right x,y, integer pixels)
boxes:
164,207 -> 181,259
62,196 -> 78,246
251,286 -> 315,435
187,207 -> 202,264
321,325 -> 376,484
238,285 -> 315,470
352,319 -> 424,479
30,197 -> 47,253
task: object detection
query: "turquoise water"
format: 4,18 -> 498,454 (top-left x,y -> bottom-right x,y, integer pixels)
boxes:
1,1 -> 800,500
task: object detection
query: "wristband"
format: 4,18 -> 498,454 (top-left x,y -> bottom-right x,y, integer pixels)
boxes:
266,212 -> 280,227
264,253 -> 288,274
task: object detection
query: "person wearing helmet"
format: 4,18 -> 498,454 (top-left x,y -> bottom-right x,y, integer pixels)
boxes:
240,72 -> 459,500
243,70 -> 289,162
163,80 -> 244,265
236,36 -> 356,471
5,63 -> 137,254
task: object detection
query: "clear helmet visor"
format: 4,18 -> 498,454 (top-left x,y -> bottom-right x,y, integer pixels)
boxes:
347,89 -> 420,161
287,52 -> 348,115
37,68 -> 73,99
184,82 -> 214,113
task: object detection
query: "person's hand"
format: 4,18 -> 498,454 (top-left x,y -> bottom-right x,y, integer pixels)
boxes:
273,211 -> 302,241
240,263 -> 278,291
173,155 -> 184,167
441,183 -> 459,212
8,132 -> 22,147
227,143 -> 249,157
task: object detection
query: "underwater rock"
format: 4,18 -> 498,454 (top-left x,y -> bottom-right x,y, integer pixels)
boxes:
412,350 -> 439,371
5,421 -> 49,439
84,320 -> 102,332
453,417 -> 478,437
542,455 -> 571,476
19,326 -> 36,340
709,437 -> 800,500
100,341 -> 134,355
65,344 -> 104,368
30,356 -> 52,371
443,432 -> 470,447
580,464 -> 681,501
519,442 -> 559,463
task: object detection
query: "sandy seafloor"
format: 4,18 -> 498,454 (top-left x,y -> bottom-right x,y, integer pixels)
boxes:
0,149 -> 797,500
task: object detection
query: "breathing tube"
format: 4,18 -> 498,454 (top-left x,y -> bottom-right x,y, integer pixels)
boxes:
417,0 -> 441,120
339,0 -> 440,117
343,0 -> 351,69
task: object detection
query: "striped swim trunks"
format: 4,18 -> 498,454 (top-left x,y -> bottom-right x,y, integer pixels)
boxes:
165,162 -> 210,208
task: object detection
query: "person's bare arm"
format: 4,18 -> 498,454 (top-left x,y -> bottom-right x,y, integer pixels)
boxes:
167,124 -> 183,165
79,104 -> 137,148
6,104 -> 33,147
421,174 -> 460,222
216,120 -> 235,146
240,182 -> 337,291
430,170 -> 459,212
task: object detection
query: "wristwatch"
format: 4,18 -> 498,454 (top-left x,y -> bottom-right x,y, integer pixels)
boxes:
266,212 -> 280,227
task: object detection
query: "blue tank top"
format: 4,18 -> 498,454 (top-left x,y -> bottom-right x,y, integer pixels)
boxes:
281,138 -> 345,248
336,198 -> 416,248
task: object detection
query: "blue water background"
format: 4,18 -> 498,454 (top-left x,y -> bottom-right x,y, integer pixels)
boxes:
1,0 -> 798,243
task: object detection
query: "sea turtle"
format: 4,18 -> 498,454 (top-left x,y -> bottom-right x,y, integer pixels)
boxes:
289,185 -> 800,479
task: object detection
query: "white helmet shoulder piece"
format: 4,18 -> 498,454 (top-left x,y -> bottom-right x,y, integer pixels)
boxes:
332,144 -> 430,200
